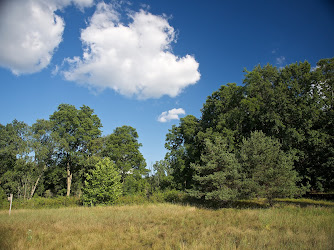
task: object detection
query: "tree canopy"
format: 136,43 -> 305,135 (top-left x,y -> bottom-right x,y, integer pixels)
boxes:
0,104 -> 148,201
164,58 -> 334,198
1,57 -> 333,206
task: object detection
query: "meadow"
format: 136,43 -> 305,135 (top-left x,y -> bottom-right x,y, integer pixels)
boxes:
1,202 -> 333,249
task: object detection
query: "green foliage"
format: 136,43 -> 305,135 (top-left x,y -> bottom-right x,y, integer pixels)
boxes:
122,175 -> 150,195
164,115 -> 200,190
49,104 -> 102,196
159,189 -> 186,203
50,104 -> 102,155
151,160 -> 174,190
82,158 -> 122,205
0,196 -> 80,210
164,58 -> 334,194
102,126 -> 147,178
1,58 -> 333,205
189,137 -> 242,202
115,190 -> 186,205
43,165 -> 67,196
0,120 -> 43,199
115,194 -> 149,205
240,131 -> 306,202
0,186 -> 6,201
102,125 -> 148,195
1,104 -> 150,200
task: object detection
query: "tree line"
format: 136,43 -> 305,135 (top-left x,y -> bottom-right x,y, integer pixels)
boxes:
1,57 -> 333,205
157,58 -> 333,203
0,104 -> 148,202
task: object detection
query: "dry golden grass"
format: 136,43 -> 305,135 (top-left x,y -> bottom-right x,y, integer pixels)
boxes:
0,203 -> 333,249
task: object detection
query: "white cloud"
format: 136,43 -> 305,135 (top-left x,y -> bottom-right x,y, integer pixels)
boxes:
271,48 -> 278,54
0,0 -> 94,75
158,108 -> 186,123
276,56 -> 286,66
62,2 -> 200,99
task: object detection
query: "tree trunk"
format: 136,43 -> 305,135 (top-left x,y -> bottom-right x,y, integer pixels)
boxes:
67,161 -> 72,197
30,168 -> 45,199
24,180 -> 27,200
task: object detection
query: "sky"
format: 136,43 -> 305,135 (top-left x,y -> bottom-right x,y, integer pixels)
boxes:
0,0 -> 333,171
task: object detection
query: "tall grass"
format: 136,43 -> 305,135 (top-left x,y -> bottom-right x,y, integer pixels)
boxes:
1,203 -> 333,249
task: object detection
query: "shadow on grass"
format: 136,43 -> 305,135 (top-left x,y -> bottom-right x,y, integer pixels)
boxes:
274,198 -> 334,208
173,197 -> 270,210
1,193 -> 333,211
174,197 -> 334,210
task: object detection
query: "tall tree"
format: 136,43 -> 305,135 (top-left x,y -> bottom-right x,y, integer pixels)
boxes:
49,104 -> 102,196
102,125 -> 148,194
200,83 -> 245,147
0,120 -> 34,199
30,119 -> 54,198
310,58 -> 334,190
165,115 -> 200,190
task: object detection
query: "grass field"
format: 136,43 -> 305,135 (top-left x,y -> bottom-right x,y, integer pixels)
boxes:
0,203 -> 333,249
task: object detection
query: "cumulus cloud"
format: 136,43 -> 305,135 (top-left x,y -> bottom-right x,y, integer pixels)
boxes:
0,0 -> 94,75
62,2 -> 201,99
158,108 -> 186,123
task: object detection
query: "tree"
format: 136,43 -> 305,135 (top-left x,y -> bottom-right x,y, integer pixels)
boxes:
30,119 -> 54,198
0,120 -> 35,199
151,160 -> 174,190
200,83 -> 245,147
82,158 -> 122,205
49,104 -> 102,196
309,58 -> 334,190
165,115 -> 201,190
240,131 -> 305,203
242,60 -> 333,191
102,126 -> 148,194
189,137 -> 242,203
166,58 -> 334,192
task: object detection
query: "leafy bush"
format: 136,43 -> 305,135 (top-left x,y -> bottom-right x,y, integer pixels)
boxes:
82,158 -> 122,206
115,194 -> 149,205
160,189 -> 186,203
115,190 -> 187,205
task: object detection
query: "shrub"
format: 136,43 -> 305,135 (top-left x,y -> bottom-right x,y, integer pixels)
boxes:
82,158 -> 122,206
0,196 -> 81,210
115,194 -> 148,205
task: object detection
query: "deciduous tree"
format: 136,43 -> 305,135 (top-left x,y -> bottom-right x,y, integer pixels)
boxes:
49,104 -> 102,196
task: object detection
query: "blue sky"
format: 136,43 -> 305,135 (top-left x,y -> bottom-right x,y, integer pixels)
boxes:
1,0 -> 333,171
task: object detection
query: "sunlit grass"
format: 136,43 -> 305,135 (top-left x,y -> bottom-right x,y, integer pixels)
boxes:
0,203 -> 333,249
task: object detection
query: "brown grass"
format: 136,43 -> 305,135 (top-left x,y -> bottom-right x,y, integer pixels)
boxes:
0,203 -> 333,249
